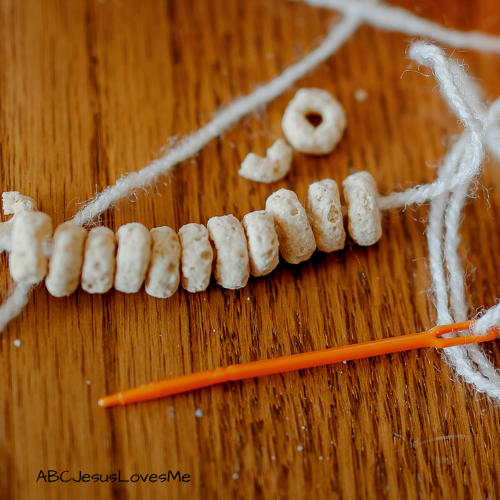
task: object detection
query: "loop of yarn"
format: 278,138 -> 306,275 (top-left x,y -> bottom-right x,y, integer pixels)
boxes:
2,0 -> 500,400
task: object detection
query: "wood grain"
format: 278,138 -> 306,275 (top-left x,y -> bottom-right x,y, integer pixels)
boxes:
1,0 -> 500,498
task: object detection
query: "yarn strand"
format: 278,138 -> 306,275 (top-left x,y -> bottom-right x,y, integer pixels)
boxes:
377,43 -> 487,211
0,283 -> 32,333
297,0 -> 500,53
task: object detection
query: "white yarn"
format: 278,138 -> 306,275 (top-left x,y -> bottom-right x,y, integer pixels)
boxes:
378,42 -> 487,211
297,0 -> 500,53
485,98 -> 500,165
471,99 -> 500,341
439,148 -> 500,394
443,182 -> 469,323
0,282 -> 31,332
426,136 -> 465,326
398,44 -> 500,391
425,135 -> 500,398
406,45 -> 500,399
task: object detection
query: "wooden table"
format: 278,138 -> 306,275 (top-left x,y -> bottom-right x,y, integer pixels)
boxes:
1,1 -> 500,498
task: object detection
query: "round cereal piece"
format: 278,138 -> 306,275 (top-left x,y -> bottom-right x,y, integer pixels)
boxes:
178,223 -> 213,293
46,222 -> 87,297
265,189 -> 316,264
114,223 -> 151,293
145,226 -> 181,299
281,88 -> 346,155
307,179 -> 346,252
242,210 -> 279,277
238,139 -> 293,183
342,171 -> 382,246
9,211 -> 53,285
207,215 -> 249,289
81,226 -> 116,294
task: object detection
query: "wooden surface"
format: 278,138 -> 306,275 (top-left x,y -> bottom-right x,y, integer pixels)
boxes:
1,0 -> 500,498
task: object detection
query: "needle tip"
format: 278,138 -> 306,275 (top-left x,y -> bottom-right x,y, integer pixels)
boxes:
98,393 -> 122,408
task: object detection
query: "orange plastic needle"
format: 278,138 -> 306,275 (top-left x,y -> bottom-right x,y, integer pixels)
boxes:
98,321 -> 498,408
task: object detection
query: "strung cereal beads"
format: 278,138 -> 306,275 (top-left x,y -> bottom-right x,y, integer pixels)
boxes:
3,170 -> 382,297
265,189 -> 316,264
343,171 -> 382,246
208,215 -> 250,289
242,211 -> 279,277
145,227 -> 181,299
81,227 -> 116,294
10,212 -> 52,285
307,179 -> 345,253
46,222 -> 87,297
114,223 -> 151,293
178,223 -> 213,293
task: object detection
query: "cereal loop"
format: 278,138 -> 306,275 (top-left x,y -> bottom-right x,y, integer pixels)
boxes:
281,88 -> 346,155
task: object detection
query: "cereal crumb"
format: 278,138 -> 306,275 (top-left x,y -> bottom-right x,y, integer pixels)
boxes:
13,339 -> 21,348
354,88 -> 367,101
297,445 -> 303,452
271,455 -> 276,461
232,473 -> 239,480
86,380 -> 91,385
195,409 -> 203,418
